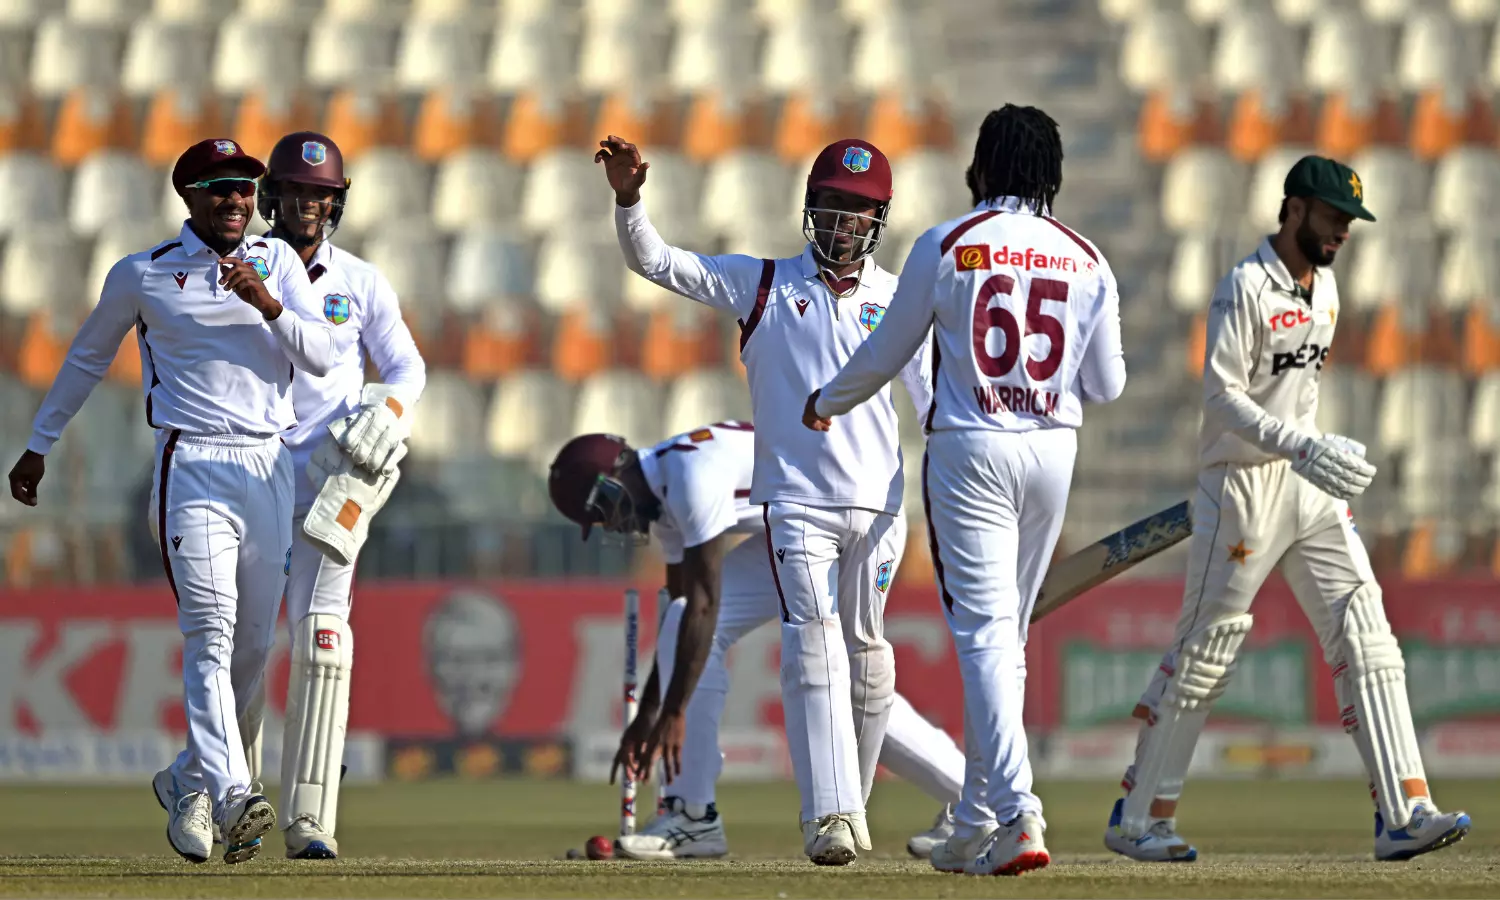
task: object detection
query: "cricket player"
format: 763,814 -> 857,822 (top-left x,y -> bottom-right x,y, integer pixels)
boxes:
7,138 -> 337,864
236,132 -> 426,860
548,424 -> 965,861
806,105 -> 1127,876
1104,156 -> 1470,863
599,134 -> 931,864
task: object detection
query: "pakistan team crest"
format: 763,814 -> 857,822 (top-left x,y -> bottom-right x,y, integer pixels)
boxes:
323,293 -> 351,325
859,302 -> 885,332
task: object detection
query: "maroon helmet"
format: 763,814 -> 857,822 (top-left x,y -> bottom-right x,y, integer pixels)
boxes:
548,433 -> 637,540
802,138 -> 893,267
258,131 -> 350,244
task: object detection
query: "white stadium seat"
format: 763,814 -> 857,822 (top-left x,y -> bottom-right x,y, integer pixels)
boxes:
446,228 -> 534,312
662,368 -> 752,438
361,229 -> 448,329
1120,9 -> 1206,92
1316,367 -> 1379,447
534,235 -> 622,316
1306,8 -> 1388,93
519,150 -> 616,235
1437,233 -> 1500,310
487,13 -> 571,91
236,0 -> 319,19
0,154 -> 66,237
579,18 -> 666,92
850,11 -> 928,92
431,150 -> 525,234
1,228 -> 86,317
323,0 -> 407,18
1099,0 -> 1164,24
1245,146 -> 1315,232
396,17 -> 488,89
1184,0 -> 1234,23
582,0 -> 665,25
1160,147 -> 1241,233
668,0 -> 744,24
1454,0 -> 1500,22
1365,0 -> 1425,23
571,369 -> 664,449
486,369 -> 577,470
214,19 -> 302,92
1398,10 -> 1473,92
121,20 -> 210,97
1168,234 -> 1224,314
721,219 -> 805,260
1431,146 -> 1500,231
339,149 -> 431,236
702,152 -> 791,239
153,0 -> 237,21
1348,147 -> 1422,225
1379,367 -> 1467,453
66,0 -> 150,23
1469,371 -> 1500,453
875,227 -> 920,274
1347,226 -> 1436,311
50,382 -> 154,524
669,12 -> 757,93
629,151 -> 703,234
306,17 -> 395,88
887,150 -> 966,234
30,17 -> 122,97
760,10 -> 847,93
70,151 -> 157,239
0,0 -> 49,24
1213,8 -> 1296,92
407,372 -> 487,461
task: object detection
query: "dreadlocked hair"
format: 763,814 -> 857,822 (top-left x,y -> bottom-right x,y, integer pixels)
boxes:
966,104 -> 1063,215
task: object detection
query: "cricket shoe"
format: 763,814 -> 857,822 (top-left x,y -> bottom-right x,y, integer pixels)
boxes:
219,788 -> 275,864
801,812 -> 869,866
285,815 -> 340,860
1375,805 -> 1471,861
906,804 -> 955,859
929,826 -> 996,874
1104,798 -> 1198,862
614,797 -> 728,860
152,769 -> 211,864
965,813 -> 1050,876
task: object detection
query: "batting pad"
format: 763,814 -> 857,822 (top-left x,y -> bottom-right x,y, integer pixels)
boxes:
1119,614 -> 1252,836
1336,584 -> 1428,828
280,614 -> 353,834
848,643 -> 895,807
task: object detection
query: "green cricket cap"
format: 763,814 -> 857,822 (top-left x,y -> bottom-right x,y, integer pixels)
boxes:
1283,155 -> 1376,222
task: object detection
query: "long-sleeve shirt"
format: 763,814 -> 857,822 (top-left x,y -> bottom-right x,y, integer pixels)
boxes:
617,199 -> 930,514
281,238 -> 427,513
27,223 -> 336,455
816,197 -> 1126,433
1198,237 -> 1336,468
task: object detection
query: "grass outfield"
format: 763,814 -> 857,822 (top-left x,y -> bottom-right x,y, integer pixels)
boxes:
0,779 -> 1493,898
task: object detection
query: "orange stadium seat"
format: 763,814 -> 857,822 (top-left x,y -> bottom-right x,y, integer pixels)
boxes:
106,329 -> 141,385
1226,89 -> 1314,163
1137,88 -> 1220,163
552,307 -> 618,383
140,89 -> 226,168
501,89 -> 584,164
1461,303 -> 1500,373
16,312 -> 69,390
231,87 -> 320,161
1185,312 -> 1206,378
1316,90 -> 1405,160
0,88 -> 45,154
50,87 -> 137,166
638,304 -> 719,381
413,88 -> 500,163
1364,304 -> 1418,375
866,91 -> 953,160
458,305 -> 537,382
1401,520 -> 1461,578
1409,86 -> 1469,161
323,87 -> 408,162
774,93 -> 850,162
681,91 -> 767,163
594,92 -> 680,152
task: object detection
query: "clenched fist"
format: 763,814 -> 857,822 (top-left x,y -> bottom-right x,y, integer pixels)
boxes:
595,135 -> 650,208
219,257 -> 282,320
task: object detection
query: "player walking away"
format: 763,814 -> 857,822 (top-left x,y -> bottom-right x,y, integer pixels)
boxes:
806,105 -> 1127,876
548,425 -> 965,861
7,138 -> 336,864
599,134 -> 931,865
1104,156 -> 1470,864
234,131 -> 426,860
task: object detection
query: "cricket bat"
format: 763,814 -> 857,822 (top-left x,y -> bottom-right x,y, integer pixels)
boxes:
1031,501 -> 1191,623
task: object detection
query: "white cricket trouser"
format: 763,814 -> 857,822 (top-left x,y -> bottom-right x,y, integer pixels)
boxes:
285,514 -> 356,623
763,501 -> 903,822
922,427 -> 1076,834
653,535 -> 964,808
151,430 -> 293,818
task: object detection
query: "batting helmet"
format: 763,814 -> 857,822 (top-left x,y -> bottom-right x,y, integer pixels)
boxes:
258,131 -> 350,243
802,138 -> 893,267
548,433 -> 636,540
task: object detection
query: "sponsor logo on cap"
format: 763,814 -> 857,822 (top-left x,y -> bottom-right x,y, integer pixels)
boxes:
859,302 -> 885,332
324,293 -> 351,325
303,141 -> 328,166
842,146 -> 872,174
955,243 -> 991,271
214,140 -> 237,156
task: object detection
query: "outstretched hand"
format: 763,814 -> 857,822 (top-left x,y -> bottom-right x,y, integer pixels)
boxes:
802,391 -> 831,432
595,135 -> 650,207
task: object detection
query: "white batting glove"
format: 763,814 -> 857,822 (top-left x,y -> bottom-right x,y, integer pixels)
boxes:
1322,432 -> 1368,459
1291,434 -> 1377,500
335,383 -> 412,475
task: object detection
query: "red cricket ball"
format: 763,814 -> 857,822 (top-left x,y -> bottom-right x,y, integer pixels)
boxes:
585,835 -> 614,860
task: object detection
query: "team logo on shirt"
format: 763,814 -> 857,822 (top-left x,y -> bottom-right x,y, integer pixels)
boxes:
323,293 -> 351,325
214,140 -> 237,156
246,256 -> 270,280
858,302 -> 885,332
172,271 -> 187,289
875,560 -> 893,592
842,146 -> 872,173
302,141 -> 328,166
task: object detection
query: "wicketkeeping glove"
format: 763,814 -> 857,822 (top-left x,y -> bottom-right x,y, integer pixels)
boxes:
1290,434 -> 1376,500
335,383 -> 412,475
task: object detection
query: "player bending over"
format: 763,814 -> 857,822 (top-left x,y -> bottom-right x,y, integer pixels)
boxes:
1105,156 -> 1469,863
9,138 -> 337,864
236,132 -> 426,860
807,105 -> 1126,876
549,424 -> 965,861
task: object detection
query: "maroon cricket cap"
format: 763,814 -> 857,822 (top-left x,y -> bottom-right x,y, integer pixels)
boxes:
806,138 -> 893,203
548,433 -> 633,539
171,138 -> 266,196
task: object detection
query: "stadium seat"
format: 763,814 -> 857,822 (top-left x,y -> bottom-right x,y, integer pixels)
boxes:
1315,87 -> 1405,159
49,380 -> 154,524
519,149 -> 616,235
2,228 -> 85,318
1438,233 -> 1500,310
67,0 -> 150,23
1168,234 -> 1228,314
1245,146 -> 1316,231
639,303 -> 718,381
1315,367 -> 1379,447
570,368 -> 664,449
396,17 -> 487,90
866,91 -> 953,159
681,91 -> 767,162
1099,0 -> 1160,24
1399,10 -> 1473,92
431,149 -> 523,233
1185,0 -> 1235,23
579,18 -> 666,92
552,305 -> 618,382
701,151 -> 791,239
69,151 -> 155,238
501,89 -> 586,164
1432,146 -> 1500,231
339,149 -> 430,236
121,20 -> 209,97
1456,0 -> 1500,21
485,369 -> 576,470
774,93 -> 848,162
760,10 -> 846,94
456,292 -> 538,381
1212,8 -> 1295,94
1348,226 -> 1437,312
1306,7 -> 1386,94
662,368 -> 751,437
755,0 -> 835,23
154,0 -> 236,21
669,12 -> 756,93
446,227 -> 534,312
361,229 -> 447,333
235,0 -> 319,19
1409,85 -> 1473,161
1159,147 -> 1241,233
1462,302 -> 1500,373
1120,9 -> 1206,93
0,87 -> 45,155
1469,371 -> 1500,452
722,218 -> 805,260
594,92 -> 678,151
140,89 -> 226,168
667,0 -> 738,22
0,153 -> 65,237
887,149 -> 965,234
1225,89 -> 1315,163
0,0 -> 48,23
625,149 -> 702,232
1366,0 -> 1428,24
1348,146 -> 1422,225
231,86 -> 319,160
30,17 -> 122,99
535,235 -> 622,316
851,11 -> 928,93
307,18 -> 395,88
213,19 -> 303,94
406,371 -> 487,461
1137,88 -> 1221,164
323,87 -> 408,163
86,231 -> 159,309
487,13 -> 570,92
413,88 -> 501,162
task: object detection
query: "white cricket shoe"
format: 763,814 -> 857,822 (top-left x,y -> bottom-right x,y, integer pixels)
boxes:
965,813 -> 1050,876
906,804 -> 955,860
929,825 -> 996,874
802,813 -> 862,866
152,769 -> 211,864
1104,797 -> 1198,862
614,798 -> 728,860
1375,805 -> 1471,861
219,788 -> 275,864
285,815 -> 340,860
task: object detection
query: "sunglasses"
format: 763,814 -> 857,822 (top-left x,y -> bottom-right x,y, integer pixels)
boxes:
187,177 -> 257,198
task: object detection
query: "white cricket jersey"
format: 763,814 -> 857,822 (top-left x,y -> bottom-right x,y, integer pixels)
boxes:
817,197 -> 1126,433
616,200 -> 931,514
636,420 -> 761,563
278,238 -> 427,513
1199,237 -> 1339,469
27,222 -> 336,455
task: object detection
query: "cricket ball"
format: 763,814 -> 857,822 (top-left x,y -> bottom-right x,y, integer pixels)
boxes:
585,835 -> 614,860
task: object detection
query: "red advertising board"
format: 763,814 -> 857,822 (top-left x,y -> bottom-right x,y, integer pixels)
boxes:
1,577 -> 1496,740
